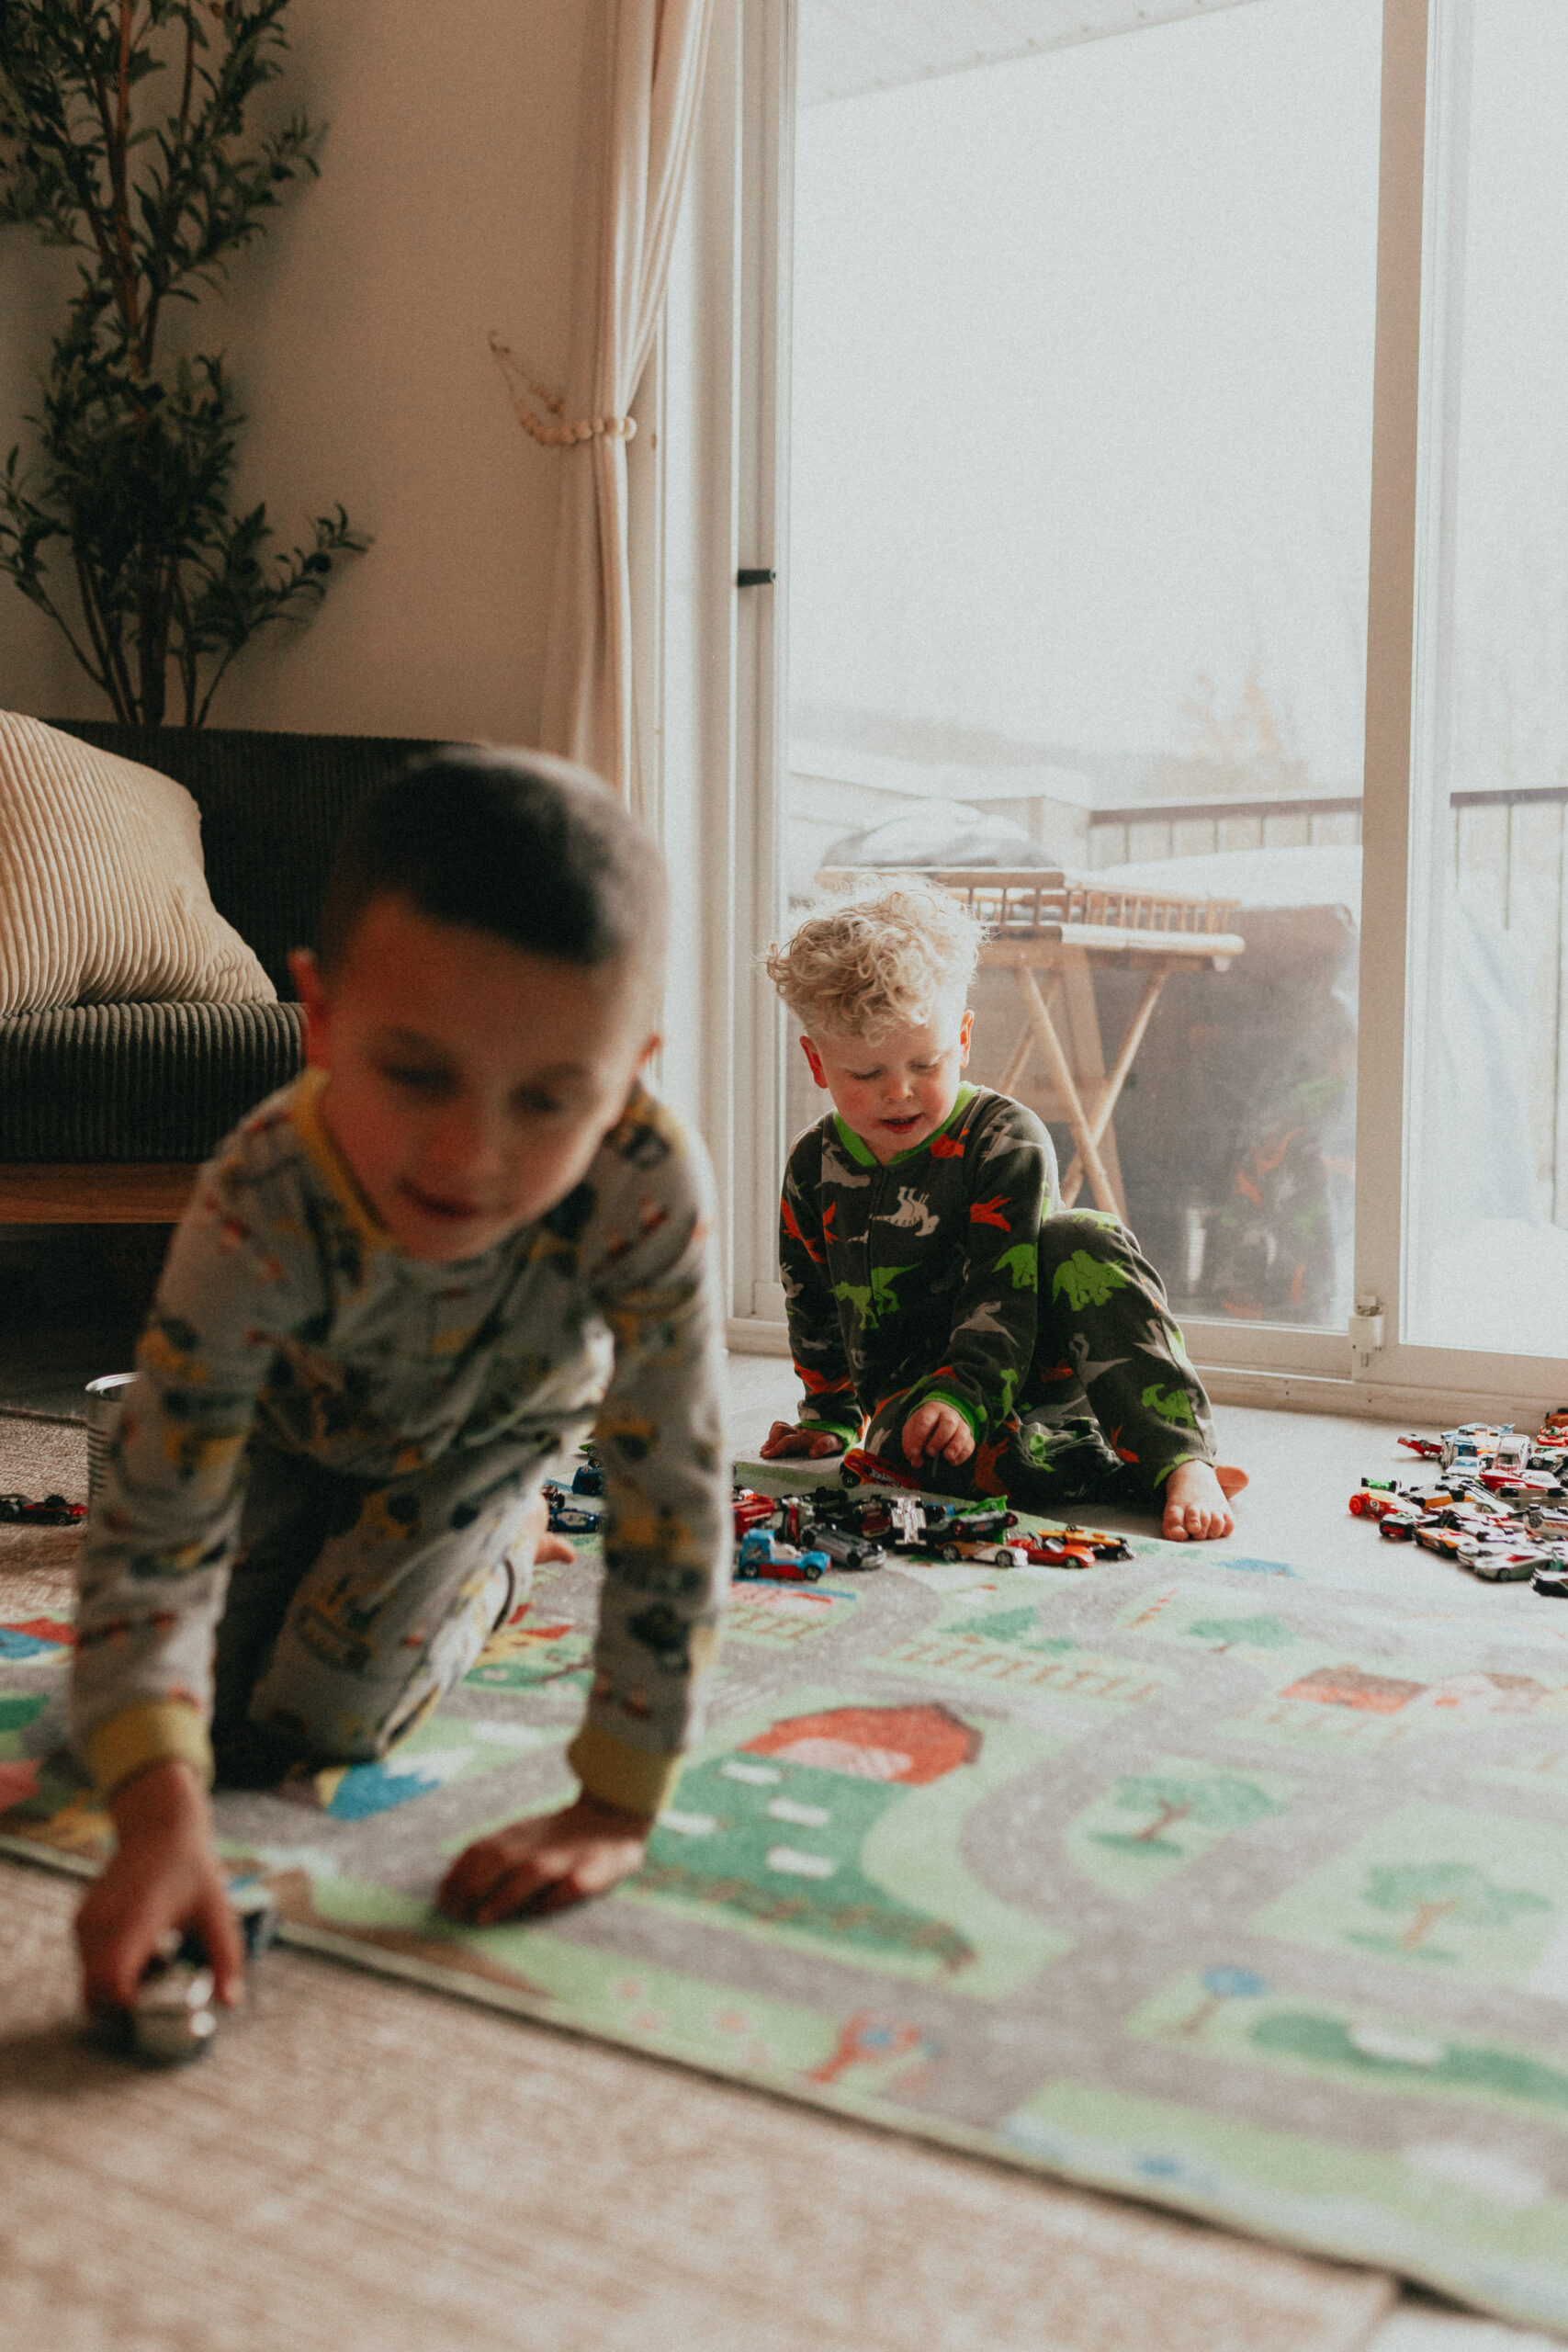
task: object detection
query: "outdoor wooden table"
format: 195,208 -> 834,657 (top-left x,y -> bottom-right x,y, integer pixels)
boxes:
821,868 -> 1246,1223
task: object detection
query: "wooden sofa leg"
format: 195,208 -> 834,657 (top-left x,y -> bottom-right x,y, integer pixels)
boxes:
0,1165 -> 199,1224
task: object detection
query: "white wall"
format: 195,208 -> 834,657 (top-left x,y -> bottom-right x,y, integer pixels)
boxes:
0,0 -> 590,745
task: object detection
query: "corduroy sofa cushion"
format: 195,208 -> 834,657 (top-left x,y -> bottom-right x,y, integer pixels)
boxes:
0,1001 -> 306,1160
0,714 -> 276,1014
51,725 -> 454,996
1,728 -> 464,1168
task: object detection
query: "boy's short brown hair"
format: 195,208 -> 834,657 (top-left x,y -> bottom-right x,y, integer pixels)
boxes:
317,747 -> 666,996
763,876 -> 986,1040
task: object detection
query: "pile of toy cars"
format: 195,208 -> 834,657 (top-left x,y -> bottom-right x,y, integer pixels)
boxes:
542,1446 -> 1136,1585
1350,1414 -> 1568,1596
730,1476 -> 1134,1584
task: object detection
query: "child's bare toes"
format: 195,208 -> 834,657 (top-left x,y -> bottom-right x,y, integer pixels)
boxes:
1162,1464 -> 1236,1543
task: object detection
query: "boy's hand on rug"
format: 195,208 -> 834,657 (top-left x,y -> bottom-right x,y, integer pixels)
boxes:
1161,1460 -> 1245,1543
902,1401 -> 975,1468
437,1792 -> 651,1925
74,1758 -> 245,2016
759,1420 -> 845,1460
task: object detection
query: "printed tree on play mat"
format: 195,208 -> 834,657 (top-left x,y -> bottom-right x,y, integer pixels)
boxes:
1184,1614 -> 1294,1654
1353,1862 -> 1551,1958
1095,1770 -> 1286,1854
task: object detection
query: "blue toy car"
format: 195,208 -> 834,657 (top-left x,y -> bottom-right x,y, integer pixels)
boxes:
736,1530 -> 829,1583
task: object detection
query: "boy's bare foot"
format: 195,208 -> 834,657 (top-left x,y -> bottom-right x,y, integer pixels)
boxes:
1162,1459 -> 1246,1542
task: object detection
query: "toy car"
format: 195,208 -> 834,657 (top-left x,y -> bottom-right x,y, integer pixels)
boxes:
1348,1481 -> 1414,1519
732,1487 -> 777,1539
571,1462 -> 605,1497
933,1538 -> 1029,1566
1378,1508 -> 1421,1541
1465,1548 -> 1543,1583
114,1876 -> 278,2066
884,1496 -> 932,1549
1416,1524 -> 1481,1562
0,1491 -> 85,1525
736,1530 -> 828,1582
807,1522 -> 887,1572
1533,1562 -> 1568,1598
922,1500 -> 1019,1543
1440,1424 -> 1506,1474
1015,1534 -> 1098,1568
1016,1526 -> 1135,1567
838,1447 -> 920,1491
1478,1466 -> 1562,1498
1397,1433 -> 1444,1460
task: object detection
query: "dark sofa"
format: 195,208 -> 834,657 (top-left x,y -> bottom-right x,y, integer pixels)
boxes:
0,726 -> 448,1224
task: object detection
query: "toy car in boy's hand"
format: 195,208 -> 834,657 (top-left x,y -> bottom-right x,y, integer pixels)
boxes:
838,1448 -> 922,1491
111,1876 -> 278,2066
121,1934 -> 219,2065
736,1529 -> 829,1582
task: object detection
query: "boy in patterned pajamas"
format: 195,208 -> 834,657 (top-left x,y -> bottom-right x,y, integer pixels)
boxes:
761,880 -> 1245,1541
73,752 -> 728,2018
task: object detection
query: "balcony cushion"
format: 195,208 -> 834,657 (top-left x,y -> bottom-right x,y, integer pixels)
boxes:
0,1001 -> 304,1160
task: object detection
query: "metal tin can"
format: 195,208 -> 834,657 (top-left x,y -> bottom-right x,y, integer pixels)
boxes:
85,1371 -> 136,1502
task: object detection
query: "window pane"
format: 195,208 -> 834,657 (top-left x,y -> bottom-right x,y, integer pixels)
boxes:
1405,1 -> 1568,1356
786,0 -> 1379,1331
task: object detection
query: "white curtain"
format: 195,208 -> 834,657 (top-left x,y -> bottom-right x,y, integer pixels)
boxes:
537,0 -> 715,807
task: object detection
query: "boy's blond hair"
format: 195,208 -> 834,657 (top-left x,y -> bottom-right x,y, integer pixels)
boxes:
763,876 -> 987,1040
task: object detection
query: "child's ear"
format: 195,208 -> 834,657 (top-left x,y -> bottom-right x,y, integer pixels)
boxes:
958,1008 -> 975,1066
634,1032 -> 662,1075
800,1035 -> 829,1090
289,948 -> 333,1069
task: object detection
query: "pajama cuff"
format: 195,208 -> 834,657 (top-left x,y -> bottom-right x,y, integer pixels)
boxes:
568,1722 -> 683,1819
85,1699 -> 214,1800
798,1412 -> 860,1444
1147,1449 -> 1214,1491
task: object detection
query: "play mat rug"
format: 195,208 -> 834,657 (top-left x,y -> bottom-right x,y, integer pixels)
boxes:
7,1490 -> 1568,2337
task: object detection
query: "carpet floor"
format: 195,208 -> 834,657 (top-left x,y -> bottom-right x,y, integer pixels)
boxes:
6,1426 -> 1568,2336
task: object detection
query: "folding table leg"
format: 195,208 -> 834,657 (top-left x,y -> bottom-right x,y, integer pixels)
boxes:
1058,962 -> 1172,1211
997,974 -> 1063,1095
1015,966 -> 1122,1216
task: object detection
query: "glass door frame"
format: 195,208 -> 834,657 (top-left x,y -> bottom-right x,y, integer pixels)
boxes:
641,0 -> 1568,1424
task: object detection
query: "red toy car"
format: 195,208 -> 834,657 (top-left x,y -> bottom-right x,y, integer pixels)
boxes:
838,1447 -> 922,1491
732,1488 -> 776,1540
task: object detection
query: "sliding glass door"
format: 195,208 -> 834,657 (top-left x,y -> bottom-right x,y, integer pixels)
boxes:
675,0 -> 1568,1413
786,0 -> 1380,1352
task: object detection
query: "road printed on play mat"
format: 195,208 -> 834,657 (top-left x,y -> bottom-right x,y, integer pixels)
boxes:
6,1520 -> 1568,2334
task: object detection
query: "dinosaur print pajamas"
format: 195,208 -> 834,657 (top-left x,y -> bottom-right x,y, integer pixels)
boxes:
779,1083 -> 1216,1508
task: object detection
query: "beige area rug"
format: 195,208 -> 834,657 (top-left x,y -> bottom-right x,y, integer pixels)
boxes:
1,1863 -> 1393,2352
0,1414 -> 85,1619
